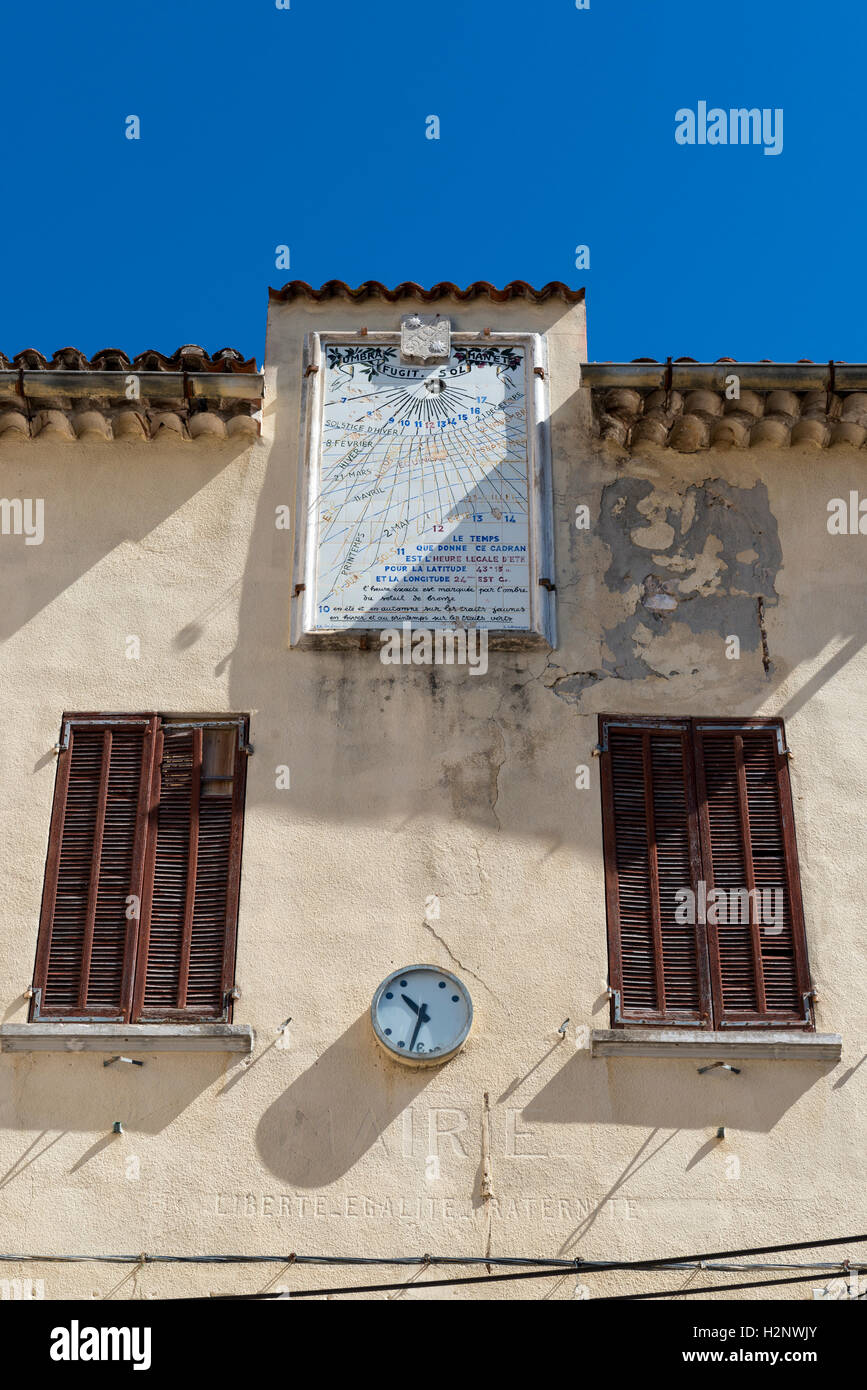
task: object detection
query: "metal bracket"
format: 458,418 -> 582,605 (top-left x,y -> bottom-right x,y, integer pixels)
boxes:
695,722 -> 791,758
57,716 -> 252,757
29,987 -> 122,1025
31,993 -> 99,1024
596,720 -> 687,756
56,716 -> 153,755
221,986 -> 241,1020
607,985 -> 707,1028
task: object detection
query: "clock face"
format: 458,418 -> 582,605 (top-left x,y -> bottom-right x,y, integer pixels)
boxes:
371,965 -> 473,1066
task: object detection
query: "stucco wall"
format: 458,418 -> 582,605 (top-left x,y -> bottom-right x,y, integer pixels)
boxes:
0,293 -> 863,1300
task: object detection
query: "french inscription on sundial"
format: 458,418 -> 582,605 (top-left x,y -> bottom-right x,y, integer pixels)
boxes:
296,331 -> 555,644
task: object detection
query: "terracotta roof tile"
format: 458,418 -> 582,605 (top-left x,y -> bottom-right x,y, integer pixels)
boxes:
269,279 -> 584,304
0,345 -> 262,443
0,345 -> 258,373
584,361 -> 867,451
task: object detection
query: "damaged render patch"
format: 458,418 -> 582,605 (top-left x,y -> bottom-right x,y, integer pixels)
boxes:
591,475 -> 781,684
549,670 -> 605,701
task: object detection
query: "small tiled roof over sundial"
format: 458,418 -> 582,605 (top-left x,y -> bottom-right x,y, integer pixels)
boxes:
268,278 -> 585,303
0,344 -> 263,442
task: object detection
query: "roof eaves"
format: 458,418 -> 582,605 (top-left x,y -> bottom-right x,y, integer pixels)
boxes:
268,279 -> 585,304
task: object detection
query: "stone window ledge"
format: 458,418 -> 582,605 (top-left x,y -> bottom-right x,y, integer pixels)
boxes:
590,1028 -> 841,1062
0,1023 -> 253,1054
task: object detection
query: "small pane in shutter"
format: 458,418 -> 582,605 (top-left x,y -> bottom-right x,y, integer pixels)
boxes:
202,726 -> 236,798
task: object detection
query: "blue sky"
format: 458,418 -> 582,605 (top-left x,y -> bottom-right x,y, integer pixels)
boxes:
2,0 -> 861,365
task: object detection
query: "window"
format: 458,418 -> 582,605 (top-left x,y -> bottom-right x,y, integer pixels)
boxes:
30,714 -> 249,1024
599,716 -> 813,1030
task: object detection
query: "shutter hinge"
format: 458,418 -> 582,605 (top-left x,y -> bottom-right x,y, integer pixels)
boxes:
27,987 -> 121,1024
222,986 -> 241,1019
538,577 -> 556,592
607,987 -> 623,1024
695,722 -> 791,758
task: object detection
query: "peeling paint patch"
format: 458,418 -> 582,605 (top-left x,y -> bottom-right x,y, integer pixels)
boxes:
549,670 -> 605,703
596,476 -> 782,683
630,520 -> 676,550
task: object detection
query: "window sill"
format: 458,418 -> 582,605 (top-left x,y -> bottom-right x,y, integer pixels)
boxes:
0,1023 -> 254,1054
590,1028 -> 841,1062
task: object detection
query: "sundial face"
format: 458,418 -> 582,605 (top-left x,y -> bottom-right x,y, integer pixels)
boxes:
311,338 -> 534,632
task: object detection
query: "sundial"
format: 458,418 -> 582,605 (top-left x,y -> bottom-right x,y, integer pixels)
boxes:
294,319 -> 555,646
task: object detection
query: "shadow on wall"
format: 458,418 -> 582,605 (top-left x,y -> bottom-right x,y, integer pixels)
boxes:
3,347 -> 865,840
0,1053 -> 227,1142
0,441 -> 253,645
220,353 -> 867,833
256,1014 -> 437,1186
522,1050 -> 833,1132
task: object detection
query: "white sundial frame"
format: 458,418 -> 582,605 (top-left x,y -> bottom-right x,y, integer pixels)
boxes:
292,330 -> 556,650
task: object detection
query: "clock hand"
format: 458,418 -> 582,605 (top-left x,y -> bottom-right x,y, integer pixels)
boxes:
409,1003 -> 430,1052
401,994 -> 419,1014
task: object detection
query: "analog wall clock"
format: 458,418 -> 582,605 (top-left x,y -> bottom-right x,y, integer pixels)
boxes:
371,965 -> 473,1066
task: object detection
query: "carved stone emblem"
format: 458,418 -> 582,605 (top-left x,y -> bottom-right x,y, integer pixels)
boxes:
401,314 -> 451,364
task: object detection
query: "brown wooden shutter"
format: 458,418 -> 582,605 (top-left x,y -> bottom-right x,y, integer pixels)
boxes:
32,716 -> 158,1021
693,722 -> 811,1027
133,722 -> 247,1021
600,718 -> 711,1026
